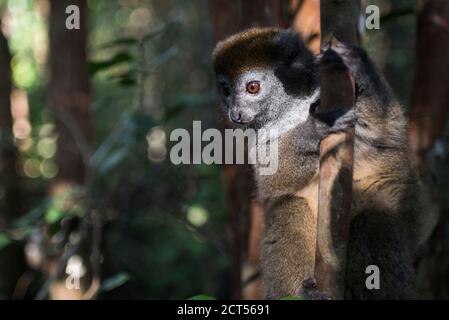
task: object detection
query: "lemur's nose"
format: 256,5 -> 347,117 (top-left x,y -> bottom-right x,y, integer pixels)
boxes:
230,110 -> 242,122
230,110 -> 253,124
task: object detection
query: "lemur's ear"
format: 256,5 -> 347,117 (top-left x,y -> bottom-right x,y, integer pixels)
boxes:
272,30 -> 318,96
273,30 -> 314,69
273,30 -> 302,63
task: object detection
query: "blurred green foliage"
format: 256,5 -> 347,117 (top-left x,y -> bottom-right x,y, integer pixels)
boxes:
0,0 -> 228,299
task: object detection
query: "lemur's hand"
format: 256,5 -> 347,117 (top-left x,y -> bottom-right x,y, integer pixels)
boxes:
331,41 -> 377,95
312,42 -> 357,136
332,41 -> 366,74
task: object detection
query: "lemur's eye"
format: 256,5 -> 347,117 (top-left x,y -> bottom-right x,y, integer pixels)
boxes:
246,81 -> 260,94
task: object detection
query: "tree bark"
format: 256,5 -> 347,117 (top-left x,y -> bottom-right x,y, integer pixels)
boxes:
409,0 -> 449,169
49,0 -> 92,187
314,0 -> 359,299
291,0 -> 321,53
44,0 -> 92,300
320,0 -> 360,45
409,0 -> 449,299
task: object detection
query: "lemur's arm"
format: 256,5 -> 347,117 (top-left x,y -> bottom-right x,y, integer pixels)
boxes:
331,43 -> 418,299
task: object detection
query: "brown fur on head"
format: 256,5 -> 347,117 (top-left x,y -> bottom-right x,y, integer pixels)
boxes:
213,28 -> 280,82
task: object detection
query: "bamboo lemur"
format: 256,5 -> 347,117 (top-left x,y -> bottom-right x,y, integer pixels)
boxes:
213,28 -> 434,299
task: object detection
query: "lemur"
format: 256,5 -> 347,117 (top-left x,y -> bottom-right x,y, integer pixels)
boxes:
213,28 -> 434,299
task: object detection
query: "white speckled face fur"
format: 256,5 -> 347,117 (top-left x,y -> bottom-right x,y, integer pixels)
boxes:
218,67 -> 319,137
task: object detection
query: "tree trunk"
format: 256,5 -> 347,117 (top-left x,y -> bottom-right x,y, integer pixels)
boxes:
314,0 -> 359,299
49,0 -> 92,188
320,0 -> 360,45
291,0 -> 321,53
409,0 -> 449,299
409,0 -> 449,169
44,0 -> 92,299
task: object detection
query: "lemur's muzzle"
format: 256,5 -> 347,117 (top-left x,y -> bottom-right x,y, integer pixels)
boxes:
230,110 -> 254,124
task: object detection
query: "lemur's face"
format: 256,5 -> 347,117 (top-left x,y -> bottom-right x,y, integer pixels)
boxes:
217,68 -> 285,128
213,28 -> 319,129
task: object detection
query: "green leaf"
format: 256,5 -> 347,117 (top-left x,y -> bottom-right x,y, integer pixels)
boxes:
100,273 -> 130,292
0,233 -> 12,250
87,52 -> 133,76
116,76 -> 136,87
189,295 -> 216,300
99,37 -> 138,50
45,208 -> 64,224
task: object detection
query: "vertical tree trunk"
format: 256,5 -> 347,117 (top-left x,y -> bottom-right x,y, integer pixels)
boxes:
314,0 -> 359,299
320,0 -> 360,45
44,0 -> 91,299
49,0 -> 92,188
409,0 -> 449,299
409,0 -> 449,169
0,20 -> 25,300
291,0 -> 321,53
